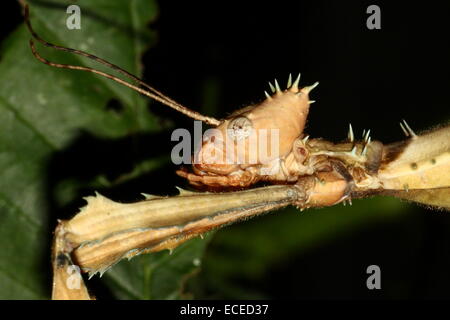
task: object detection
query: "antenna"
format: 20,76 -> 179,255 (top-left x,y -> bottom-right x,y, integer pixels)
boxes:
24,5 -> 221,126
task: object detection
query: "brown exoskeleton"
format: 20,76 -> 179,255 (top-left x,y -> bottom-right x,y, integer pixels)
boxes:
25,4 -> 450,208
23,4 -> 449,301
177,77 -> 320,187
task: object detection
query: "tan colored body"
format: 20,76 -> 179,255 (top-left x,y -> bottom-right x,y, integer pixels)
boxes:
379,125 -> 450,190
377,125 -> 450,209
178,81 -> 317,187
23,5 -> 449,300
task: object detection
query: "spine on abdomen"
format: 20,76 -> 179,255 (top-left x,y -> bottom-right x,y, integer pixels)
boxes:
378,124 -> 450,190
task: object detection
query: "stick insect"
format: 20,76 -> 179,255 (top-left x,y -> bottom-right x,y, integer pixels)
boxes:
23,5 -> 450,299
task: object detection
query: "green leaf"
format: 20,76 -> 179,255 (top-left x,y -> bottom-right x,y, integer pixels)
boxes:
0,0 -> 209,299
104,234 -> 214,300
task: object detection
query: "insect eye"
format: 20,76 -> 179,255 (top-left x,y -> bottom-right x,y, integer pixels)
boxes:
227,116 -> 253,141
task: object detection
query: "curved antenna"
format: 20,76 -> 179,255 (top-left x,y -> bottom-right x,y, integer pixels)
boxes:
24,5 -> 221,126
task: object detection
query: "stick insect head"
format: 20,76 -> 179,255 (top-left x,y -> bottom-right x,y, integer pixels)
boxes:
181,74 -> 320,187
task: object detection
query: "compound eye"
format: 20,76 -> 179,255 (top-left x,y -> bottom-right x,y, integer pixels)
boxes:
227,116 -> 253,141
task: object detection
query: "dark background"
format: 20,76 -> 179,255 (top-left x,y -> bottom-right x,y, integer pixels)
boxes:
2,0 -> 450,299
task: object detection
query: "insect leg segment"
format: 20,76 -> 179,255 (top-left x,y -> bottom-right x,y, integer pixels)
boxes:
64,185 -> 302,277
51,222 -> 92,300
176,167 -> 261,188
293,159 -> 355,208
